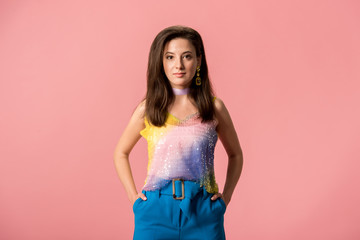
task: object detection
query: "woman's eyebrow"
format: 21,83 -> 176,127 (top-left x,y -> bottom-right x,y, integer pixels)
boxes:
165,51 -> 193,55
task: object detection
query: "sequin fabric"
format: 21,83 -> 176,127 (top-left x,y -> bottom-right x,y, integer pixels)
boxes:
139,97 -> 220,194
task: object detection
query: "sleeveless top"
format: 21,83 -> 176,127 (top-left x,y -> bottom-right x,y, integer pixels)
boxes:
139,96 -> 219,194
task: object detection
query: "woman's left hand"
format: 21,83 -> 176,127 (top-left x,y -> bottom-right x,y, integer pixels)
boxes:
211,192 -> 229,207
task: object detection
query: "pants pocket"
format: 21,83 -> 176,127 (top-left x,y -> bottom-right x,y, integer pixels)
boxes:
132,197 -> 142,213
218,198 -> 227,214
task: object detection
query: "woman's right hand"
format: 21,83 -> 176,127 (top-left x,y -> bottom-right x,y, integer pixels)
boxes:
131,192 -> 147,205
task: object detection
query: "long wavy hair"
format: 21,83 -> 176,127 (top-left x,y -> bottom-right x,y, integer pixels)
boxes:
143,25 -> 216,127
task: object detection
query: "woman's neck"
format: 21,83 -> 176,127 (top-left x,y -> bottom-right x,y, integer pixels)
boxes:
172,87 -> 190,95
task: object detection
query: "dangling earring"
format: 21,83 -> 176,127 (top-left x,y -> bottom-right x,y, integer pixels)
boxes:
196,66 -> 201,86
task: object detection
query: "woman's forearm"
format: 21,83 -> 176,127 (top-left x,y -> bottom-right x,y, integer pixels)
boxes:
113,154 -> 138,203
222,151 -> 243,203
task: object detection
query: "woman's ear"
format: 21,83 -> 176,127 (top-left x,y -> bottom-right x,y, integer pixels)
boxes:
197,55 -> 202,67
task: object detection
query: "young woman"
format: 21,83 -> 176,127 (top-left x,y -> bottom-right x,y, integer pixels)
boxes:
113,25 -> 243,240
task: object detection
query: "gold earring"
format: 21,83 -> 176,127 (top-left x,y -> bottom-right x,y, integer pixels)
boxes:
196,66 -> 201,86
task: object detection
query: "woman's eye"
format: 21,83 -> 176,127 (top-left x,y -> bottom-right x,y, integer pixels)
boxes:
165,55 -> 191,60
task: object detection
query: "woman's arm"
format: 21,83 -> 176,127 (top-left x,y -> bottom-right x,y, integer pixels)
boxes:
212,97 -> 244,207
113,100 -> 147,204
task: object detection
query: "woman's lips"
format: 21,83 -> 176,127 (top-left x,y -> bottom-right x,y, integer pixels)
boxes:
173,73 -> 185,77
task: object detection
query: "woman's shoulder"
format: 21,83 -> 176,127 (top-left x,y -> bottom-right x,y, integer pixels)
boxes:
213,96 -> 225,112
212,96 -> 231,123
132,99 -> 146,121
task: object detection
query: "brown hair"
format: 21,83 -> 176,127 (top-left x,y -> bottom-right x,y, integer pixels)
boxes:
143,25 -> 216,127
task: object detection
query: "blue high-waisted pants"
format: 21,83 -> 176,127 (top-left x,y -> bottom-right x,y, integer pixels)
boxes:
132,180 -> 226,240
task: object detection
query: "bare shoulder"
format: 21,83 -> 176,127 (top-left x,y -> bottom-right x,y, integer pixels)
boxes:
213,97 -> 229,119
213,96 -> 234,131
113,99 -> 146,157
213,97 -> 242,158
132,99 -> 146,120
126,98 -> 146,133
213,97 -> 225,111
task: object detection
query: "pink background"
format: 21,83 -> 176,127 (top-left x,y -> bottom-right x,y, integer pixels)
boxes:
1,0 -> 359,239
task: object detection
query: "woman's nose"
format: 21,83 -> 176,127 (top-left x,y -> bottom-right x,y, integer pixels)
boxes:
175,57 -> 184,69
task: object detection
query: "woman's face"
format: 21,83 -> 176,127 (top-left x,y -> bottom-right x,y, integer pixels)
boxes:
163,38 -> 201,89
